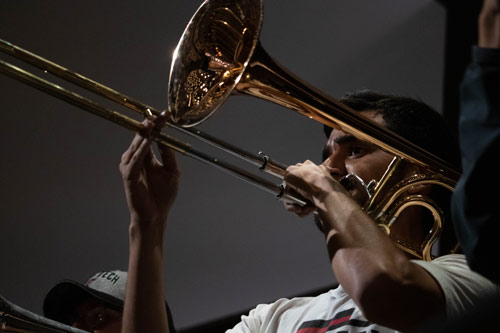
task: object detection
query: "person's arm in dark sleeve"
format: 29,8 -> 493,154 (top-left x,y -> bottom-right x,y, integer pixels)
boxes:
451,0 -> 500,283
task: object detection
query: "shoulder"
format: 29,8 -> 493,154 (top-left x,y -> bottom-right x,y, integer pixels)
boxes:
412,254 -> 499,317
413,254 -> 488,281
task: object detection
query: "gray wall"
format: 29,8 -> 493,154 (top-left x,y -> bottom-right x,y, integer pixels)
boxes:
0,0 -> 445,330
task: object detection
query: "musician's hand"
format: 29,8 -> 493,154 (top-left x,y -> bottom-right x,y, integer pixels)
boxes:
120,113 -> 180,229
479,0 -> 500,48
282,187 -> 316,218
284,160 -> 347,216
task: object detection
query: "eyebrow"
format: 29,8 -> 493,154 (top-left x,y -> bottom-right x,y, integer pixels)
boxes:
321,134 -> 368,160
333,134 -> 358,145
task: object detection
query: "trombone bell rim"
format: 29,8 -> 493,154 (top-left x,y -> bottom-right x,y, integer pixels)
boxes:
167,0 -> 264,127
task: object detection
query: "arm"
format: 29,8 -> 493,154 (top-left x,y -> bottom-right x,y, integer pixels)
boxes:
478,0 -> 500,48
284,161 -> 444,331
120,113 -> 179,333
451,0 -> 500,283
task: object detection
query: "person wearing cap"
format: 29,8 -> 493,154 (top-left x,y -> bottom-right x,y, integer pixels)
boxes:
43,269 -> 175,332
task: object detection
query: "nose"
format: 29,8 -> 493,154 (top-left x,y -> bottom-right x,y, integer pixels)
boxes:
321,154 -> 346,180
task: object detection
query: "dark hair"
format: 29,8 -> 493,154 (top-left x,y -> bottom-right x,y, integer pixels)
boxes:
324,89 -> 460,254
324,89 -> 460,167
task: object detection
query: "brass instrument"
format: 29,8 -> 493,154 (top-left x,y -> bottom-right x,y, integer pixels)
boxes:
0,295 -> 88,333
0,0 -> 460,260
168,0 -> 459,260
0,38 -> 304,206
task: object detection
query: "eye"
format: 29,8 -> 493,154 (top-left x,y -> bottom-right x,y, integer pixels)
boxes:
85,306 -> 121,330
348,145 -> 367,157
86,307 -> 107,330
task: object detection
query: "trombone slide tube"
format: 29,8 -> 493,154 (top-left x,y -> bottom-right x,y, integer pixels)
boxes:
0,38 -> 287,179
0,59 -> 304,206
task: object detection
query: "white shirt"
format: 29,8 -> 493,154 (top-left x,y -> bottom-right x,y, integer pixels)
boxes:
227,254 -> 498,333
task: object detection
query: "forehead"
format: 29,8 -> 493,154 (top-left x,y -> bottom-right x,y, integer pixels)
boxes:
327,109 -> 385,143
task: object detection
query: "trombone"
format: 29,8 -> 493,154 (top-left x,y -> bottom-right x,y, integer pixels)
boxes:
0,0 -> 461,260
0,38 -> 304,206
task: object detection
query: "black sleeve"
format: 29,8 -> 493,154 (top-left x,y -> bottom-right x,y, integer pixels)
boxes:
451,46 -> 500,284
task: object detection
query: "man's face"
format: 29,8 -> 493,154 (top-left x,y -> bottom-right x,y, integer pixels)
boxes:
321,110 -> 394,186
71,297 -> 122,333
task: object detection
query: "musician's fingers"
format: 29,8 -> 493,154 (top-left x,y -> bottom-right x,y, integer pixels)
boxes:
120,120 -> 155,176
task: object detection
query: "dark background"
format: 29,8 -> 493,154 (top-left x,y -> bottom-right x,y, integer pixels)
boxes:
0,1 -> 479,331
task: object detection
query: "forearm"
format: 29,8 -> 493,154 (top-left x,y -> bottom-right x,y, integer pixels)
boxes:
318,192 -> 410,294
122,221 -> 170,333
284,160 -> 444,328
479,2 -> 500,49
317,192 -> 442,330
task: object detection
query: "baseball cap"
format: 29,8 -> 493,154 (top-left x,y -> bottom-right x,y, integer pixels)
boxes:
43,270 -> 127,325
43,270 -> 176,331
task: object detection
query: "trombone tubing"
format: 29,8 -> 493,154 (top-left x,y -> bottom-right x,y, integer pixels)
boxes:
0,58 -> 302,204
0,38 -> 287,179
237,43 -> 461,184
